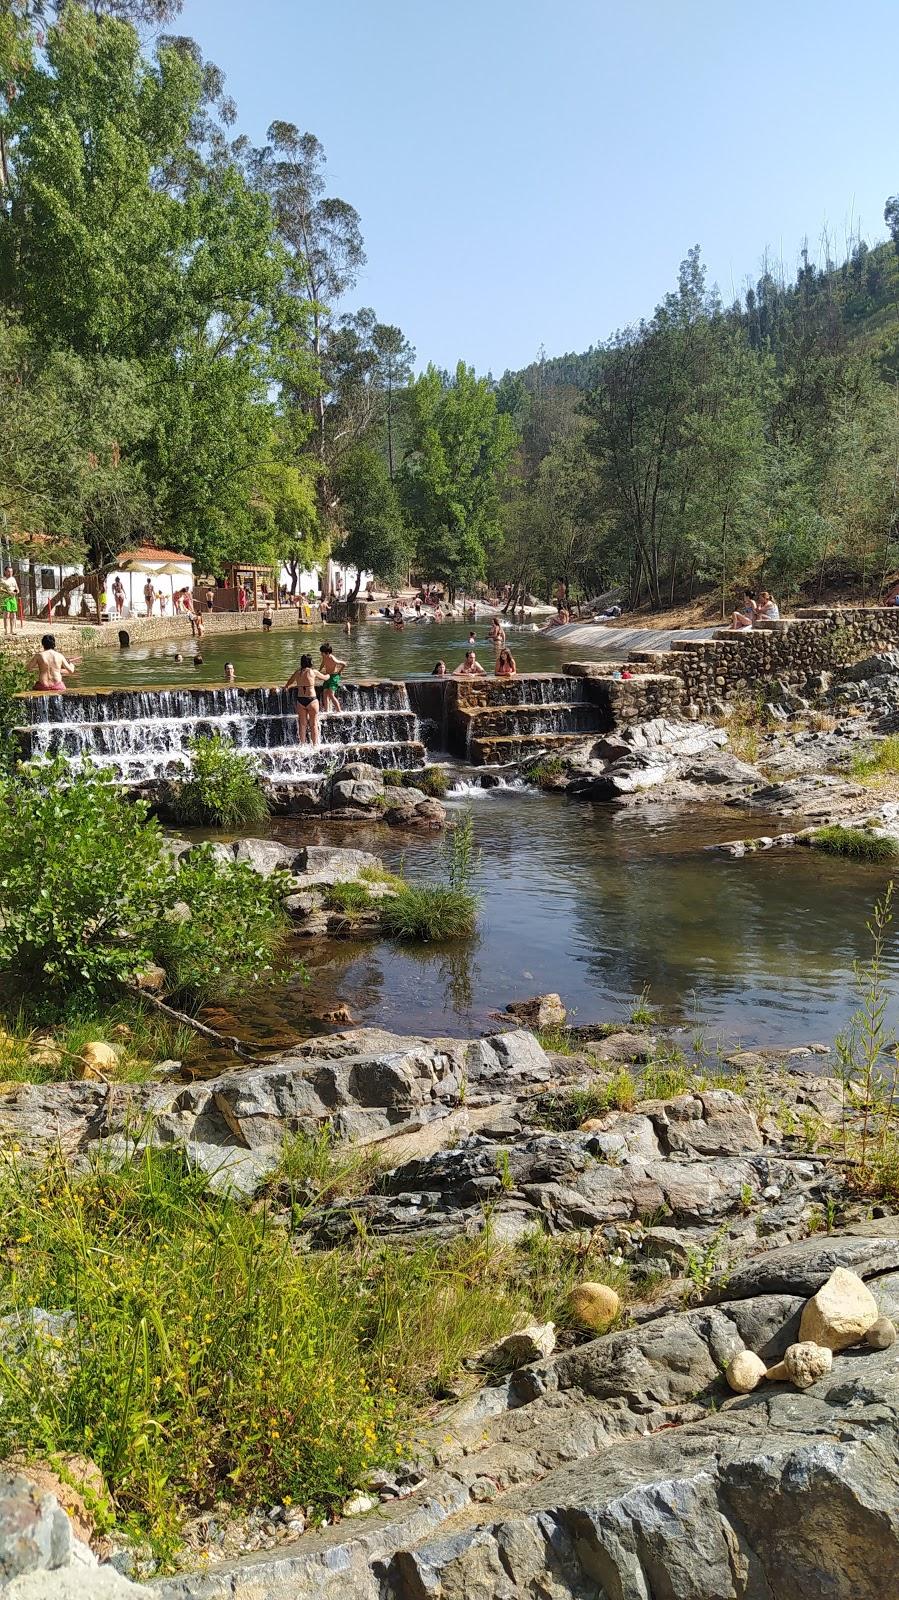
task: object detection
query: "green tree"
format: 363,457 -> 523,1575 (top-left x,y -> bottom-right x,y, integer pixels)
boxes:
334,445 -> 408,599
398,362 -> 517,599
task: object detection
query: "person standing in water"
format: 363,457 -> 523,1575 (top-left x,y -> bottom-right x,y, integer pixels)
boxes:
489,616 -> 506,651
285,653 -> 326,745
27,634 -> 76,691
318,642 -> 346,712
1,567 -> 19,636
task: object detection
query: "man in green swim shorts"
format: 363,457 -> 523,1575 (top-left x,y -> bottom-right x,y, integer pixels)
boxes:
318,641 -> 346,712
1,566 -> 19,636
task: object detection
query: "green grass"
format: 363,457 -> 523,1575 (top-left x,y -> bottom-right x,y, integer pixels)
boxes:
0,1150 -> 631,1562
273,1127 -> 386,1210
808,825 -> 899,862
381,883 -> 478,942
324,881 -> 373,917
629,986 -> 656,1026
525,757 -> 566,789
0,1002 -> 195,1084
535,1026 -> 578,1056
850,735 -> 899,783
535,1069 -> 638,1129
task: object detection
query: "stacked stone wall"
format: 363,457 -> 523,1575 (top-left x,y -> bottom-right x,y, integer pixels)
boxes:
571,608 -> 899,720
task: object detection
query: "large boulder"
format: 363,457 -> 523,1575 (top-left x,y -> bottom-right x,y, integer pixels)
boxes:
798,1266 -> 880,1351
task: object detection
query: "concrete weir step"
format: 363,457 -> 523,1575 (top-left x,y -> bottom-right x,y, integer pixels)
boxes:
467,731 -> 596,766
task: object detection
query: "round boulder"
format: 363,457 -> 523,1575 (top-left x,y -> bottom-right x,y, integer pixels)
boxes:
866,1315 -> 897,1350
726,1350 -> 767,1394
767,1341 -> 833,1389
566,1282 -> 620,1333
77,1041 -> 120,1080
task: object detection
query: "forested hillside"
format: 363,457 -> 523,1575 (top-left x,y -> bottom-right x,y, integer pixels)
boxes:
496,237 -> 899,613
3,1 -> 899,613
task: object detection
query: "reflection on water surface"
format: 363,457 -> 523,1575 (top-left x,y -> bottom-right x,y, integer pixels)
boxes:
202,792 -> 899,1055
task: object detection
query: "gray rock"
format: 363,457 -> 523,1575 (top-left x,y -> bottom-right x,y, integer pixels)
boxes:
0,1473 -> 73,1581
231,838 -> 301,876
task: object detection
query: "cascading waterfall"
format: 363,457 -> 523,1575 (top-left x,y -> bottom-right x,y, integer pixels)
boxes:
15,682 -> 425,782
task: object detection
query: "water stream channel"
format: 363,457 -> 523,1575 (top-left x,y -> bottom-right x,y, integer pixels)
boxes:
199,789 -> 899,1058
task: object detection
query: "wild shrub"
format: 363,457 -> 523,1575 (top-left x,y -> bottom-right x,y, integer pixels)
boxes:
151,844 -> 288,1001
168,734 -> 269,829
0,762 -> 286,1010
381,883 -> 477,941
0,655 -> 28,773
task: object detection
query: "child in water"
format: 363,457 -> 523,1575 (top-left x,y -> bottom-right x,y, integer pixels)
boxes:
318,642 -> 346,712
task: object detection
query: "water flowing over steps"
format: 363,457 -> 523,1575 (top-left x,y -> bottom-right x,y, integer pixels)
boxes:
418,674 -> 608,765
14,682 -> 425,782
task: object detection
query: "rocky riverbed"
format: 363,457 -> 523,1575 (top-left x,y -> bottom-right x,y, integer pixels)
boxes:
3,1014 -> 899,1598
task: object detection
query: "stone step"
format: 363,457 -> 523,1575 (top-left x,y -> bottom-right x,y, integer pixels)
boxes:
467,731 -> 596,766
457,703 -> 599,738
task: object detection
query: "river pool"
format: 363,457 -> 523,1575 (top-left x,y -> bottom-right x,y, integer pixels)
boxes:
73,619 -> 609,689
198,788 -> 899,1057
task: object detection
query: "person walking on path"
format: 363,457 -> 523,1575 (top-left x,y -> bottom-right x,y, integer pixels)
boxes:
1,567 -> 20,636
112,577 -> 125,617
143,577 -> 155,617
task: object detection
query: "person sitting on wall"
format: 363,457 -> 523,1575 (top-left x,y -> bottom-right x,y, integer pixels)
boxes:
756,590 -> 780,620
730,591 -> 757,630
452,650 -> 487,677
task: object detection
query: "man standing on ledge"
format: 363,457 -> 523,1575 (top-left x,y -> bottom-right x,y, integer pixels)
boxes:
26,634 -> 76,692
1,566 -> 20,636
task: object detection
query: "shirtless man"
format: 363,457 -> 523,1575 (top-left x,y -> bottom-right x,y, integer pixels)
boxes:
1,566 -> 19,636
452,650 -> 487,677
27,634 -> 76,692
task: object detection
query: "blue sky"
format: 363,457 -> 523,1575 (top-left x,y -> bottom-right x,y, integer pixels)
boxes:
173,0 -> 898,376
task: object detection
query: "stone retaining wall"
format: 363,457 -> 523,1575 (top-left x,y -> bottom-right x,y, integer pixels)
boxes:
573,607 -> 899,719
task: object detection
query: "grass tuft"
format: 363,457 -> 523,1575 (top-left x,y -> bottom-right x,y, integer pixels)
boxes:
381,884 -> 477,942
850,734 -> 899,783
809,825 -> 899,862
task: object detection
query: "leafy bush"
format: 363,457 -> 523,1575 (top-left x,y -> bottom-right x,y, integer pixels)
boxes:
0,762 -> 287,1010
168,735 -> 269,829
151,844 -> 288,1001
0,759 -> 171,1002
809,825 -> 899,862
0,655 -> 28,773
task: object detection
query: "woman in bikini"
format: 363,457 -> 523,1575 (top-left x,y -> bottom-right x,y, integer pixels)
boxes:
495,647 -> 517,677
285,653 -> 326,745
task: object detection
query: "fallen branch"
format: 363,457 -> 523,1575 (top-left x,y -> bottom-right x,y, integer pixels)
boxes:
123,985 -> 259,1062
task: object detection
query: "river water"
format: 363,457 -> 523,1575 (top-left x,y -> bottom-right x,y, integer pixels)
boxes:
73,620 -> 596,688
199,788 -> 899,1057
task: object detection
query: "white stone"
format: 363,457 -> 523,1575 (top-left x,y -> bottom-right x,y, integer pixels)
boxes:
767,1341 -> 833,1389
726,1350 -> 767,1394
799,1267 -> 879,1352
